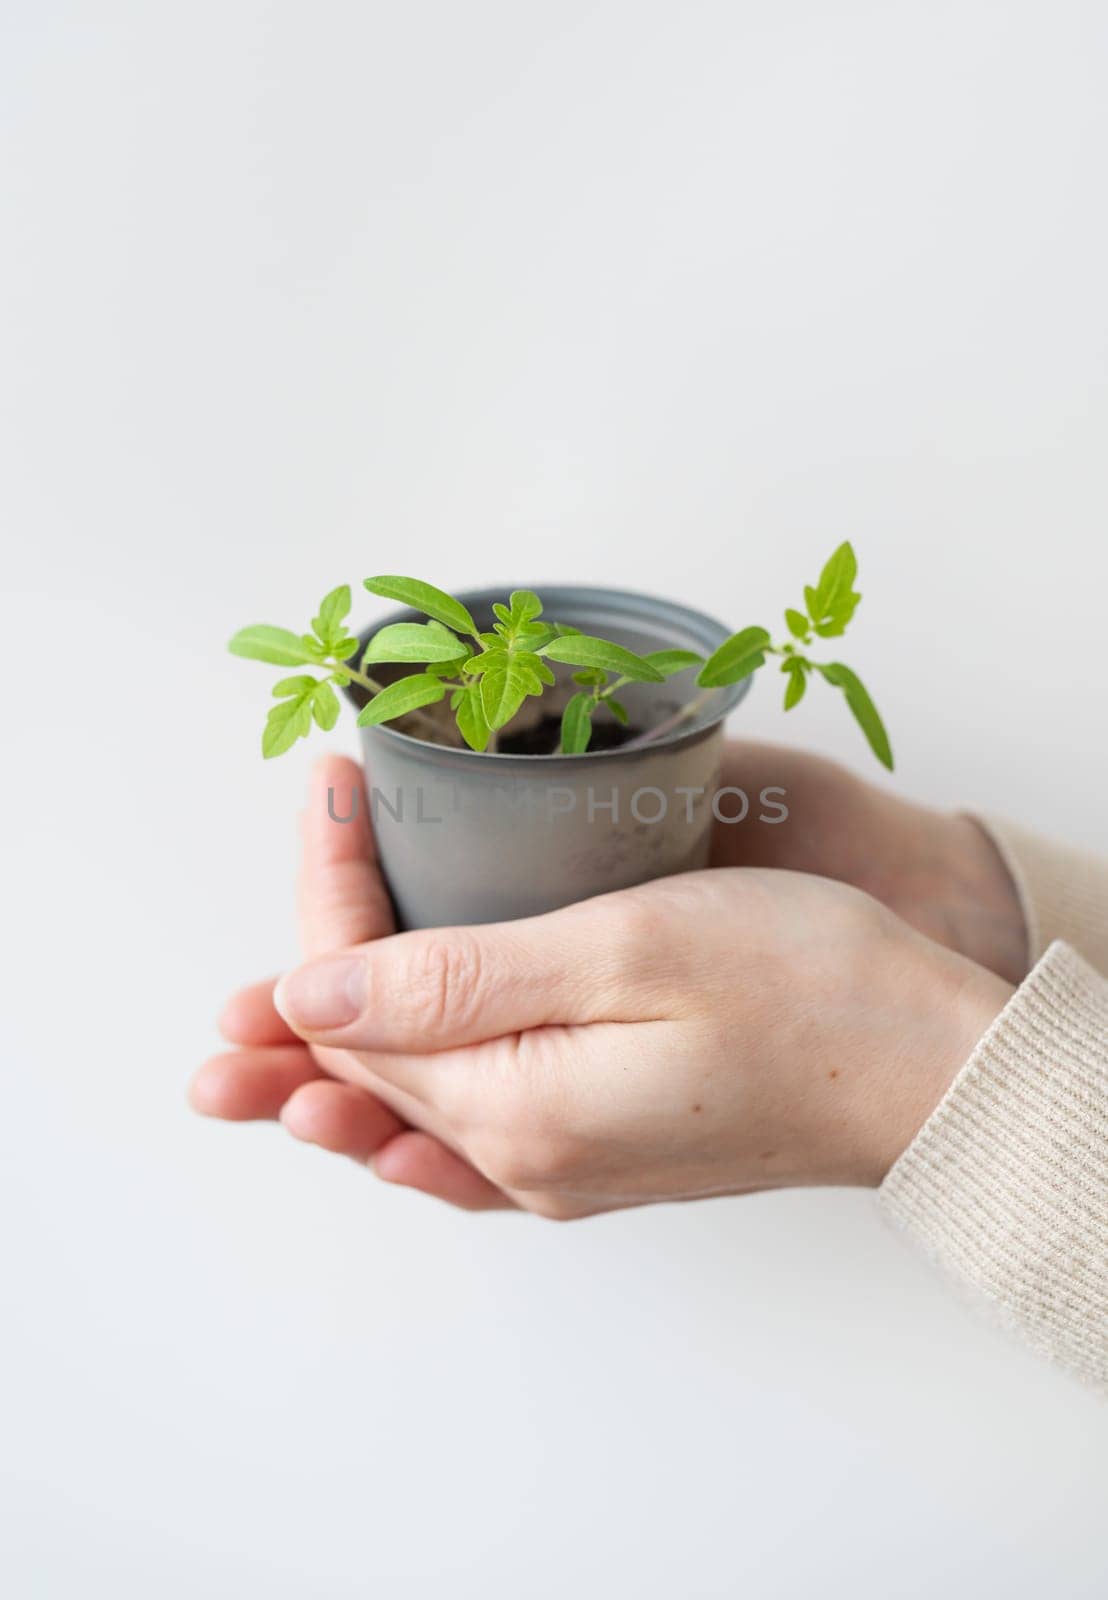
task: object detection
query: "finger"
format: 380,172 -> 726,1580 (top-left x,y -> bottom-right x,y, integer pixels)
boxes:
373,1131 -> 515,1211
279,1079 -> 405,1157
300,754 -> 395,956
273,894 -> 641,1055
189,1046 -> 323,1121
219,978 -> 299,1046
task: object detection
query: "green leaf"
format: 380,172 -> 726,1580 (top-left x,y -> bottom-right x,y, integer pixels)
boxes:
455,683 -> 491,752
272,674 -> 320,698
262,686 -> 316,758
311,584 -> 352,648
805,542 -> 861,633
782,660 -> 807,711
572,668 -> 608,687
356,673 -> 446,728
425,654 -> 473,678
513,651 -> 556,688
697,626 -> 771,688
560,692 -> 594,754
332,635 -> 360,661
641,649 -> 703,678
479,652 -> 536,729
363,622 -> 470,665
785,608 -> 810,640
605,696 -> 629,725
812,591 -> 861,637
509,590 -> 543,623
540,634 -> 665,682
515,621 -> 558,649
816,541 -> 857,609
363,576 -> 477,638
311,680 -> 340,731
816,662 -> 894,770
492,603 -> 512,625
229,625 -> 324,667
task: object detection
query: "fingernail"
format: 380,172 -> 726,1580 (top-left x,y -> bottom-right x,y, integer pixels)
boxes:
274,957 -> 365,1031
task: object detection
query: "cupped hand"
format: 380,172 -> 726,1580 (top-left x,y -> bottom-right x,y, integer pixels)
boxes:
192,741 -> 1022,1214
711,742 -> 1028,984
190,756 -> 511,1210
265,862 -> 1010,1217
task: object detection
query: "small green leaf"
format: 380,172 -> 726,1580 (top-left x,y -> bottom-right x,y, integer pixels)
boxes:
815,542 -> 857,610
332,635 -> 360,661
509,590 -> 543,623
540,635 -> 665,682
229,625 -> 323,667
697,626 -> 771,688
311,680 -> 340,731
363,576 -> 477,638
782,659 -> 807,711
605,696 -> 629,725
816,662 -> 894,770
560,692 -> 594,754
272,675 -> 320,698
641,649 -> 703,678
363,622 -> 469,665
785,608 -> 810,640
492,603 -> 512,625
513,651 -> 556,688
812,591 -> 861,637
356,673 -> 446,728
805,543 -> 862,634
479,653 -> 535,729
572,668 -> 608,687
312,584 -> 352,647
425,654 -> 472,678
455,683 -> 491,752
262,692 -> 315,758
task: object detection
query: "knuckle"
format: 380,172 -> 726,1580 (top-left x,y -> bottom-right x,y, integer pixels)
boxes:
386,930 -> 485,1038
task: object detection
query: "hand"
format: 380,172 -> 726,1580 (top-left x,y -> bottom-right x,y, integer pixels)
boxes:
191,756 -> 512,1208
261,862 -> 1010,1218
190,745 -> 1011,1209
712,742 -> 1028,984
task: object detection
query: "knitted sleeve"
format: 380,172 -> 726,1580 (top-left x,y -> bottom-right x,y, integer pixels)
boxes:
879,823 -> 1108,1391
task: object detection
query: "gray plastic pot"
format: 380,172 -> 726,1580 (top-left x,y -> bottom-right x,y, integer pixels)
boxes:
345,586 -> 750,929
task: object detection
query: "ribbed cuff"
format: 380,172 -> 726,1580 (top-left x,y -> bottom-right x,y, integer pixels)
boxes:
971,814 -> 1108,975
880,941 -> 1108,1392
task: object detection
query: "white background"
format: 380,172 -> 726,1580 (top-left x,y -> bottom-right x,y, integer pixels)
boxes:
3,2 -> 1107,1595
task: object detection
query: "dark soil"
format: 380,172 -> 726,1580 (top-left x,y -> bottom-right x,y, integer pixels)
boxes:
497,713 -> 642,756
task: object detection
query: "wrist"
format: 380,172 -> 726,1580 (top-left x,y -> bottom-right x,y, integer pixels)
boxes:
940,815 -> 1029,985
858,946 -> 1014,1187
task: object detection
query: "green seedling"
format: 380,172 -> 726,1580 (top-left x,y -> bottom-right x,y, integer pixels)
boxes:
228,544 -> 892,768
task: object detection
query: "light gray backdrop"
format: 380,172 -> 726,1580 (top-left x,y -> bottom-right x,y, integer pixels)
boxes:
3,2 -> 1106,1595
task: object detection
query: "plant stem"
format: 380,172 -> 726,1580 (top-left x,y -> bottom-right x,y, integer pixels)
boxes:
616,690 -> 714,751
332,659 -> 445,738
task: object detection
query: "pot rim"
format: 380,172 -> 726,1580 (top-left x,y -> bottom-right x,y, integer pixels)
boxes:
345,582 -> 751,764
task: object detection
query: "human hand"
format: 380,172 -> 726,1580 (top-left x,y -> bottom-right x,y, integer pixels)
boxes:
190,756 -> 514,1209
713,742 -> 1028,984
192,744 -> 1020,1213
241,847 -> 1011,1219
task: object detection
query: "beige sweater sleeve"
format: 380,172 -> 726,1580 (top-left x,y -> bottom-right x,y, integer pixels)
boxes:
879,823 -> 1108,1391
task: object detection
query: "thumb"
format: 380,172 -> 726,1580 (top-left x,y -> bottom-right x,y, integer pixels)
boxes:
273,895 -> 642,1055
